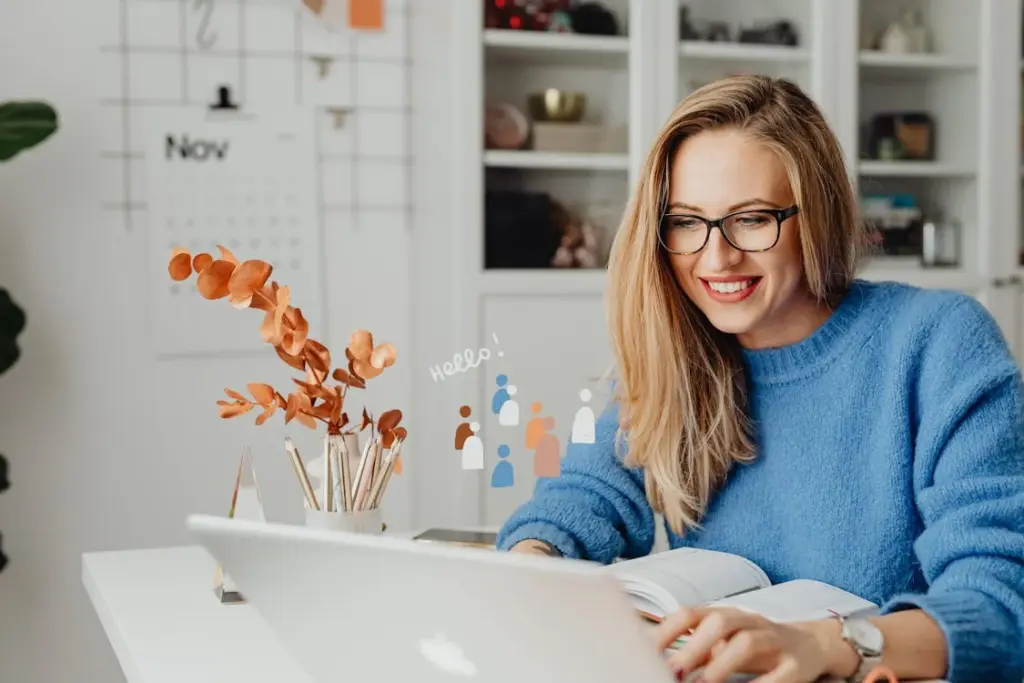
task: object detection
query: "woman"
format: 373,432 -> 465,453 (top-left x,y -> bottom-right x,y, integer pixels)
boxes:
496,75 -> 1024,683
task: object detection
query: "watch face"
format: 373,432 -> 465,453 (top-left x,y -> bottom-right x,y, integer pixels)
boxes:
847,619 -> 885,656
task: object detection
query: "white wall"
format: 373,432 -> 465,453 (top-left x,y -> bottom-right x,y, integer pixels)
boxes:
0,1 -> 463,682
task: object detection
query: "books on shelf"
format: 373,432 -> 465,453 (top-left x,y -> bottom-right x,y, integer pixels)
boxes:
606,547 -> 878,624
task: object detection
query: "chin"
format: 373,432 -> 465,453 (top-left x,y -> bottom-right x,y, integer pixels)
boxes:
701,309 -> 761,336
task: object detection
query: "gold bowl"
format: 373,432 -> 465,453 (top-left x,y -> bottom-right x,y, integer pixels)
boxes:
528,89 -> 586,122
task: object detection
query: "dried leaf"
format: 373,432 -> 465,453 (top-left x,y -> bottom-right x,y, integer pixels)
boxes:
281,308 -> 309,356
377,409 -> 402,435
382,429 -> 397,449
168,248 -> 192,281
275,392 -> 287,409
394,426 -> 408,441
339,412 -> 350,429
296,412 -> 317,429
250,284 -> 276,312
247,383 -> 276,406
224,388 -> 247,401
255,403 -> 277,425
330,386 -> 343,424
227,260 -> 273,309
275,344 -> 306,371
216,245 -> 239,265
293,377 -> 333,401
348,330 -> 374,361
197,260 -> 236,300
369,342 -> 397,370
333,366 -> 365,389
360,407 -> 372,431
219,401 -> 253,418
306,364 -> 328,385
284,393 -> 300,423
353,358 -> 383,380
259,286 -> 290,345
193,253 -> 213,273
304,339 -> 330,374
310,400 -> 333,420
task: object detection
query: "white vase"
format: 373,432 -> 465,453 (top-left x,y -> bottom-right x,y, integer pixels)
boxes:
305,507 -> 385,535
879,20 -> 911,54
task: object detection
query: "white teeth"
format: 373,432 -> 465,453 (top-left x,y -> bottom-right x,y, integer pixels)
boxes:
707,280 -> 753,294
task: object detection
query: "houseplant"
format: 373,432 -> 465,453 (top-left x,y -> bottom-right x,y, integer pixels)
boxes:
0,100 -> 59,572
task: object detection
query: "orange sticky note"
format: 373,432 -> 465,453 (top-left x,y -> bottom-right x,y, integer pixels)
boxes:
349,0 -> 383,30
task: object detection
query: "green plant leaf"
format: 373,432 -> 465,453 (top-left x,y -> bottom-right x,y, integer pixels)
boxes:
0,101 -> 59,162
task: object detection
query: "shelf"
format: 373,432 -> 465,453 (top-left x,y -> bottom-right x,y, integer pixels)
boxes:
483,29 -> 628,67
858,50 -> 975,73
484,150 -> 629,172
680,41 -> 808,63
858,161 -> 974,178
479,269 -> 608,296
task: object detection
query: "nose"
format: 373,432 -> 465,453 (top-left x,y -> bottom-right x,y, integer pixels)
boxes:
699,228 -> 743,272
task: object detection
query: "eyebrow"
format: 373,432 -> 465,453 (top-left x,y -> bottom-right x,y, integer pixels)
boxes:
666,198 -> 784,214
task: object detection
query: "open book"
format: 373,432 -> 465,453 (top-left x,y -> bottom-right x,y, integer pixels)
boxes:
606,547 -> 879,624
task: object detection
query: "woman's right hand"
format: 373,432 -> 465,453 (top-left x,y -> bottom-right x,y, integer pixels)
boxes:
509,540 -> 563,557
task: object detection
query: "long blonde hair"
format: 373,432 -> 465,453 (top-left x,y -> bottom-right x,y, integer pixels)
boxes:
606,75 -> 869,535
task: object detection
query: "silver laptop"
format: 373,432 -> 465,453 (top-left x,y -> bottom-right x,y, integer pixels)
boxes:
187,514 -> 675,683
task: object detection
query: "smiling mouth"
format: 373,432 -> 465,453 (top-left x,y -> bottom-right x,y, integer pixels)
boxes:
699,277 -> 763,301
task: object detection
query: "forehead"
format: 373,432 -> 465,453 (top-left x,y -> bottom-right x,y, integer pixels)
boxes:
667,128 -> 791,209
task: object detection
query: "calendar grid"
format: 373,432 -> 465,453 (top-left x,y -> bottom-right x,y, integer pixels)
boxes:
99,0 -> 413,232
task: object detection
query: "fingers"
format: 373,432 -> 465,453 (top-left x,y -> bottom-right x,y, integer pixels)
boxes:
700,629 -> 778,683
654,607 -> 706,650
664,608 -> 767,675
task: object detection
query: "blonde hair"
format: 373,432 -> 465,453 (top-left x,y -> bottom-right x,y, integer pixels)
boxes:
605,75 -> 869,535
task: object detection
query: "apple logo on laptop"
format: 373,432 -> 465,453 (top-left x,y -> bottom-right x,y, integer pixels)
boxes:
418,632 -> 477,677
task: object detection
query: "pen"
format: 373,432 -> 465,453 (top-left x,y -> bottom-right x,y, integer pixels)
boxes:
285,437 -> 320,511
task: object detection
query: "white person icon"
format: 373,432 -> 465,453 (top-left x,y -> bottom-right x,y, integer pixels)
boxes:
571,388 -> 596,444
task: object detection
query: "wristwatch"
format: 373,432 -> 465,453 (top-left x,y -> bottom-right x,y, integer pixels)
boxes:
835,614 -> 884,682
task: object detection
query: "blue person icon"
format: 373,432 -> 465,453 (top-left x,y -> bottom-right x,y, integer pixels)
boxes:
490,444 -> 514,488
492,374 -> 510,414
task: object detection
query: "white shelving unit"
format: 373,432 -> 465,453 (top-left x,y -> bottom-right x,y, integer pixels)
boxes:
450,0 -> 1024,526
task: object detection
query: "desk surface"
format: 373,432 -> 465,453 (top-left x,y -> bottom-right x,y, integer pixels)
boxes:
83,543 -> 949,683
83,545 -> 313,683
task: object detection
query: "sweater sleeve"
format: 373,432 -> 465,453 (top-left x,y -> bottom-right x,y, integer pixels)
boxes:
880,295 -> 1024,683
495,399 -> 655,563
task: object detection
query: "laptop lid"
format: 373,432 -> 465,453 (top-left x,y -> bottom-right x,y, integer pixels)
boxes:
187,514 -> 675,683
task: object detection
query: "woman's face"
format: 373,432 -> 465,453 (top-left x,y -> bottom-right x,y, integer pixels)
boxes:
664,127 -> 824,349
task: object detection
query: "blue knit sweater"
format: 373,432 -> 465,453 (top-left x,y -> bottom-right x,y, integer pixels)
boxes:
497,280 -> 1024,683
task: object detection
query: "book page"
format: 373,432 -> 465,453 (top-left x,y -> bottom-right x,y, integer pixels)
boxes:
708,579 -> 878,623
607,548 -> 771,619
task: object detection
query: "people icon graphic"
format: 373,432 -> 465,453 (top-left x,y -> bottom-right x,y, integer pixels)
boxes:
454,405 -> 474,451
534,417 -> 561,478
498,385 -> 520,426
571,388 -> 596,444
490,444 -> 514,488
525,401 -> 546,450
461,422 -> 485,470
491,374 -> 510,415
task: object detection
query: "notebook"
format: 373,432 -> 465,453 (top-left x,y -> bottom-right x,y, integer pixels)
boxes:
606,547 -> 878,626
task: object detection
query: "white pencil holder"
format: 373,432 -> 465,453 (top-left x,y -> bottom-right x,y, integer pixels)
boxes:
304,507 -> 385,535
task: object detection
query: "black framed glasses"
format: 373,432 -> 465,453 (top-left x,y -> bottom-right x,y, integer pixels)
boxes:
659,205 -> 800,255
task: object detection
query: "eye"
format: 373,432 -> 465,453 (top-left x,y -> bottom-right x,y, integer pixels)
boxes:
666,215 -> 702,230
735,213 -> 771,227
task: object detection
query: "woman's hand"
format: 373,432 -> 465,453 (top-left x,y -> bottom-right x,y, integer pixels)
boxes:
508,540 -> 563,557
655,606 -> 845,683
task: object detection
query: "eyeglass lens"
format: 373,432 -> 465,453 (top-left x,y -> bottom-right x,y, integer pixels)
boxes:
662,210 -> 780,254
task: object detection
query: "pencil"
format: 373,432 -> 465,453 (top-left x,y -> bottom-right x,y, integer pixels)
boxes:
351,435 -> 376,510
285,437 -> 320,511
322,435 -> 334,512
334,433 -> 354,512
368,439 -> 403,509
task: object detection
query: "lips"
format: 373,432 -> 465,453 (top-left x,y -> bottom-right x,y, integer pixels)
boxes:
699,277 -> 762,303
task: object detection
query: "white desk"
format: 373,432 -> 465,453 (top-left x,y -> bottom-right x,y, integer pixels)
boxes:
83,545 -> 313,683
83,544 -> 951,683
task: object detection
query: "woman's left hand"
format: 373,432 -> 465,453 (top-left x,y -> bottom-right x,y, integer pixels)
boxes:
655,606 -> 835,683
